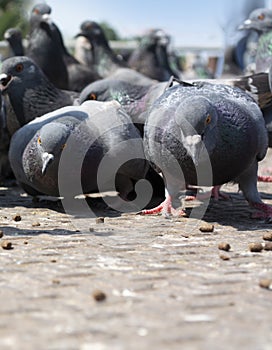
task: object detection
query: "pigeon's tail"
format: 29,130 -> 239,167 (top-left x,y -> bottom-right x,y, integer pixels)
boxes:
231,72 -> 272,110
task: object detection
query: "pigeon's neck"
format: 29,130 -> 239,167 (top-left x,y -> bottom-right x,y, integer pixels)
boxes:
91,42 -> 124,77
256,31 -> 272,72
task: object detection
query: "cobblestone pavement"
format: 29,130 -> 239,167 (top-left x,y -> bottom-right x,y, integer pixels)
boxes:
0,151 -> 272,350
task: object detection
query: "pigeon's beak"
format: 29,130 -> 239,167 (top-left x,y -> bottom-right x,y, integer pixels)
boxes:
41,152 -> 54,175
238,19 -> 252,30
0,73 -> 12,91
183,134 -> 203,166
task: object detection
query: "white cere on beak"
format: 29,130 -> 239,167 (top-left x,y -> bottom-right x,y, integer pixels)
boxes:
41,152 -> 54,175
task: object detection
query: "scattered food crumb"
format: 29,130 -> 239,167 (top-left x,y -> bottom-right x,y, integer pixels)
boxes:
32,222 -> 40,227
1,240 -> 13,250
12,214 -> 21,222
51,259 -> 57,263
263,232 -> 272,241
24,241 -> 28,245
52,279 -> 60,284
199,223 -> 214,232
96,217 -> 105,224
0,230 -> 3,238
218,242 -> 231,251
248,242 -> 263,252
89,227 -> 94,232
259,279 -> 272,289
92,289 -> 106,302
219,254 -> 230,260
263,242 -> 272,251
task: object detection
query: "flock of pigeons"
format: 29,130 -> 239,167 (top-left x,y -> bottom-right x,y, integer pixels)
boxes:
1,3 -> 272,220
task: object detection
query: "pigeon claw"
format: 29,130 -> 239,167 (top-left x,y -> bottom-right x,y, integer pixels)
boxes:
141,195 -> 186,217
250,202 -> 272,221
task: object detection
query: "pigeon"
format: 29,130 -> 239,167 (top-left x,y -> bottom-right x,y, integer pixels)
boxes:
0,56 -> 79,136
76,20 -> 156,86
4,28 -> 25,57
26,3 -> 69,89
0,91 -> 13,181
128,28 -> 180,81
142,79 -> 272,220
238,8 -> 272,73
9,100 -> 154,213
78,77 -> 167,135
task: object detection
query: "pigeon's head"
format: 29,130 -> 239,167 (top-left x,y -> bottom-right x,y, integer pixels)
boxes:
30,3 -> 51,28
35,122 -> 71,175
0,56 -> 45,93
4,27 -> 22,42
77,21 -> 108,45
238,8 -> 272,33
174,95 -> 218,165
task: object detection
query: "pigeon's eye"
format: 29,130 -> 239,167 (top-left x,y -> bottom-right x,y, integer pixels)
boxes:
33,9 -> 40,15
258,14 -> 265,20
15,63 -> 24,73
60,143 -> 66,150
89,93 -> 97,100
205,115 -> 212,125
37,136 -> 42,145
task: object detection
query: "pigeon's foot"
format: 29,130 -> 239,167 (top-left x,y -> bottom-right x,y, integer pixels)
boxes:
141,195 -> 186,217
185,185 -> 230,201
250,202 -> 272,221
257,175 -> 272,182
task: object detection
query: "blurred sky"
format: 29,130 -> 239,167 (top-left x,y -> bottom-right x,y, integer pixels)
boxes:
32,0 -> 270,48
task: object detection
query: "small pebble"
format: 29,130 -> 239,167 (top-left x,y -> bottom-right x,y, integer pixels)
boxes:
52,279 -> 60,284
218,242 -> 231,251
96,217 -> 104,224
259,279 -> 272,289
248,242 -> 263,252
1,240 -> 13,250
12,214 -> 21,222
92,289 -> 106,302
0,230 -> 4,238
24,241 -> 28,245
32,222 -> 40,227
89,227 -> 94,232
219,254 -> 230,260
263,242 -> 272,251
199,223 -> 214,232
263,232 -> 272,241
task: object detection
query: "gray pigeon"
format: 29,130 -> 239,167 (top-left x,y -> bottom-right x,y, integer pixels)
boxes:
9,100 -> 152,212
128,28 -> 180,81
142,80 -> 272,220
4,28 -> 25,57
79,78 -> 167,135
76,21 -> 156,86
26,3 -> 69,89
238,8 -> 272,73
0,56 -> 79,136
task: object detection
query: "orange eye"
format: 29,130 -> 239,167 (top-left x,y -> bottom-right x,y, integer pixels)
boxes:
205,115 -> 212,125
15,63 -> 24,72
33,9 -> 40,14
60,143 -> 66,150
37,136 -> 42,145
89,93 -> 96,100
258,14 -> 265,20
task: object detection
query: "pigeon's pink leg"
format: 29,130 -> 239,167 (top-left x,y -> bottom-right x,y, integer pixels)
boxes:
257,175 -> 272,182
250,201 -> 272,220
141,194 -> 185,216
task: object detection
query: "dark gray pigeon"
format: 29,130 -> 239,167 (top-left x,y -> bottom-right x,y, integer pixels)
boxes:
9,100 -> 153,212
128,28 -> 180,81
238,8 -> 272,73
26,3 -> 69,89
76,21 -> 156,86
0,56 -> 79,136
79,77 -> 167,135
142,80 -> 272,220
4,28 -> 25,57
